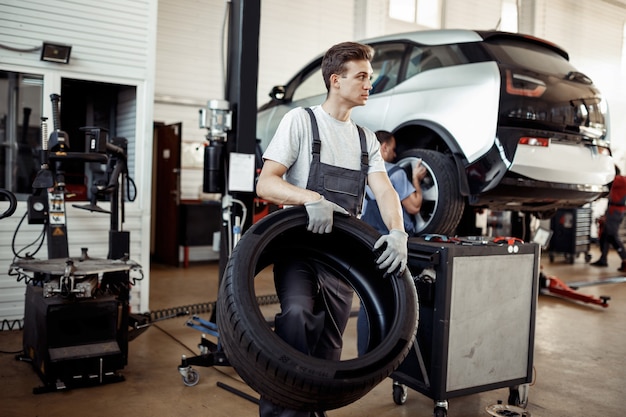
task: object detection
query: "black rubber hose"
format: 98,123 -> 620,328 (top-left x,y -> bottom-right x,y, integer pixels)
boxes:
0,189 -> 17,220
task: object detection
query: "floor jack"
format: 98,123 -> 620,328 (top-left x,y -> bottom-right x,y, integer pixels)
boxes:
539,270 -> 613,308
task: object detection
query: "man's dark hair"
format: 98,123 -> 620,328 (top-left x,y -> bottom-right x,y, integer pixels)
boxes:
321,42 -> 374,91
375,130 -> 394,145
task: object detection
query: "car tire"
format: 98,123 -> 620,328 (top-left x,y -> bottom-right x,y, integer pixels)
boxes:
216,206 -> 418,411
397,149 -> 465,236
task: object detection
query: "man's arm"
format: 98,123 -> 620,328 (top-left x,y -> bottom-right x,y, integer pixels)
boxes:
368,171 -> 405,232
256,159 -> 321,206
369,170 -> 409,275
401,161 -> 427,214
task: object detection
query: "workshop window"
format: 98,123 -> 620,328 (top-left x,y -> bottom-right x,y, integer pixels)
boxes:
0,70 -> 43,198
58,78 -> 137,202
389,0 -> 441,28
0,73 -> 136,201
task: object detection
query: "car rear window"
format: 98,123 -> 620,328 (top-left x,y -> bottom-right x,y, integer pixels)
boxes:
483,38 -> 578,76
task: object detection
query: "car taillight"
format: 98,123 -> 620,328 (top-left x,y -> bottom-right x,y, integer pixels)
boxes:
519,137 -> 550,147
506,70 -> 547,97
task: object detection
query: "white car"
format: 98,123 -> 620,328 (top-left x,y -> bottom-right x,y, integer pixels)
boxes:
257,29 -> 615,235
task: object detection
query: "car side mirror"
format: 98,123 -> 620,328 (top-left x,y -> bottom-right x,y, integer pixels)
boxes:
269,86 -> 286,101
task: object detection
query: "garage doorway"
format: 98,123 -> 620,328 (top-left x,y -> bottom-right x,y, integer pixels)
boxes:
151,122 -> 182,266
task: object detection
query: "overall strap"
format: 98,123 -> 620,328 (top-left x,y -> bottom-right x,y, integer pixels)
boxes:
357,125 -> 369,169
304,107 -> 321,158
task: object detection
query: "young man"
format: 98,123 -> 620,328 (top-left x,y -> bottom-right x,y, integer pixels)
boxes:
255,41 -> 408,417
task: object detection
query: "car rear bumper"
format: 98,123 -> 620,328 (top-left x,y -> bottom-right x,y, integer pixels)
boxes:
469,176 -> 609,211
510,141 -> 614,186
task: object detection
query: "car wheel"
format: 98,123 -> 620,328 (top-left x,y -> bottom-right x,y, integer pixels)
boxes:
216,206 -> 418,411
396,149 -> 464,236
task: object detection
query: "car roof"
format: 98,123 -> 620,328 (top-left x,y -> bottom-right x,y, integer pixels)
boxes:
359,29 -> 569,60
359,28 -> 484,45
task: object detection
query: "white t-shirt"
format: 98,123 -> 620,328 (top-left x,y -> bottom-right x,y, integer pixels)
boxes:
262,105 -> 385,189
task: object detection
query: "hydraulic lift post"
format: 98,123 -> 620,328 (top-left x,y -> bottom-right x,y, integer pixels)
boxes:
218,0 -> 261,281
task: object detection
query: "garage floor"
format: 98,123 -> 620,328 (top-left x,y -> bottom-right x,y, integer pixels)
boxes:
1,247 -> 625,417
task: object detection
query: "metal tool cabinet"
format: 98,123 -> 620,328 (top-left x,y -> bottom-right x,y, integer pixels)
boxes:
391,237 -> 540,417
548,207 -> 593,263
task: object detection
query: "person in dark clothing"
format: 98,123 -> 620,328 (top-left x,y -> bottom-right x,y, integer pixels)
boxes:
591,165 -> 626,271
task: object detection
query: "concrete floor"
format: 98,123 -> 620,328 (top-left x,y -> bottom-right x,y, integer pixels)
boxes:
1,247 -> 625,417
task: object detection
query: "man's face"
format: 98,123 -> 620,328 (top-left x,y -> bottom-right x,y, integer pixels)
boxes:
381,137 -> 397,162
334,59 -> 373,107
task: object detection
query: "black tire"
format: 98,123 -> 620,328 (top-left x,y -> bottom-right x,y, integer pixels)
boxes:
392,381 -> 408,405
0,188 -> 17,220
508,384 -> 529,408
434,406 -> 447,417
216,206 -> 418,411
396,150 -> 464,236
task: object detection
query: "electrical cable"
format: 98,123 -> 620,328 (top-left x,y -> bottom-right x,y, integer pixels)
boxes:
125,174 -> 137,202
0,43 -> 41,53
0,318 -> 23,332
11,210 -> 46,260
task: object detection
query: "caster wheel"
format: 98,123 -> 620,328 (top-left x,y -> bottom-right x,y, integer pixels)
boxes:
585,253 -> 592,262
392,381 -> 407,405
182,368 -> 200,386
508,384 -> 529,408
434,406 -> 447,417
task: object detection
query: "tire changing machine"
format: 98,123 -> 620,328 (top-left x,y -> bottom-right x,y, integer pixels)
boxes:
9,105 -> 146,393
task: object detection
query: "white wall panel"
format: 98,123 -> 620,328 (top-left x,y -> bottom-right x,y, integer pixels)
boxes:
117,87 -> 138,178
258,0 -> 355,102
0,0 -> 152,79
0,0 -> 156,325
443,0 -> 504,30
155,0 -> 226,102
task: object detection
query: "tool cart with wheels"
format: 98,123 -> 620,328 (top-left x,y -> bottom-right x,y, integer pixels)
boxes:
388,236 -> 539,416
548,207 -> 593,264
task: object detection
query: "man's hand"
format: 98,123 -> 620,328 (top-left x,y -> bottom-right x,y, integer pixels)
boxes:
412,159 -> 427,183
304,196 -> 349,234
374,229 -> 408,275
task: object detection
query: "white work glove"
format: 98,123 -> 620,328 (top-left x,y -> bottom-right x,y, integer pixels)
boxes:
304,196 -> 349,234
374,229 -> 408,276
